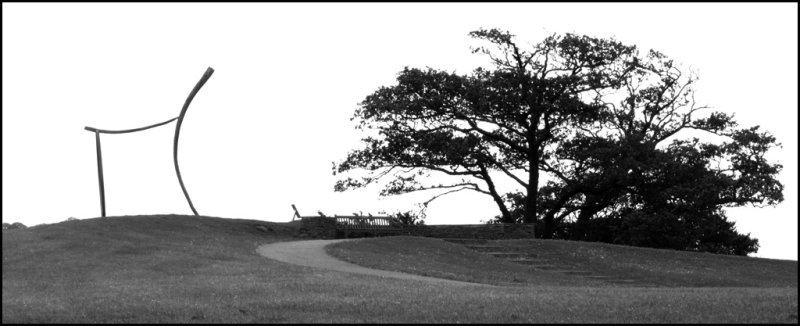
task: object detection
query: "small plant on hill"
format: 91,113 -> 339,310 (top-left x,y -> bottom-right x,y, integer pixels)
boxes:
2,222 -> 27,230
378,210 -> 425,226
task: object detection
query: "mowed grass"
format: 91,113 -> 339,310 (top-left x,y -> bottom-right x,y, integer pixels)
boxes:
3,215 -> 798,323
502,238 -> 799,287
328,236 -> 798,287
327,236 -> 607,287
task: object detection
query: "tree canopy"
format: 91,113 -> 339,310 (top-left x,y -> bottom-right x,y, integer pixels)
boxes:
333,28 -> 783,255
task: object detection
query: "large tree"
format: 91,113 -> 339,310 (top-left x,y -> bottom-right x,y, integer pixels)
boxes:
519,48 -> 783,253
334,29 -> 637,225
333,29 -> 783,252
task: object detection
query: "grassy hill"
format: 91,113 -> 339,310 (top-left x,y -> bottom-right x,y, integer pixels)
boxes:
328,236 -> 797,287
3,215 -> 798,323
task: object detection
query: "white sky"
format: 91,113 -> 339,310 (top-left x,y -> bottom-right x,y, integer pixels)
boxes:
2,3 -> 797,260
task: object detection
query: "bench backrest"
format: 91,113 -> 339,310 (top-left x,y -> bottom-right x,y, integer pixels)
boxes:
334,215 -> 400,230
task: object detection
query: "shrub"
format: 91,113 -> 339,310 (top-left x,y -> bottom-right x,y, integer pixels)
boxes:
391,211 -> 425,226
4,222 -> 27,230
558,211 -> 759,256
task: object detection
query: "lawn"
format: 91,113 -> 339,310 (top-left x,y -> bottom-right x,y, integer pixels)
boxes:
3,215 -> 798,323
327,236 -> 798,287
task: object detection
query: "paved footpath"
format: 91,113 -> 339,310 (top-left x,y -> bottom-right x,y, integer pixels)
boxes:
256,239 -> 494,287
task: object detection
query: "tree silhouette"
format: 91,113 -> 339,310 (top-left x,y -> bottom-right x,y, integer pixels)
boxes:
334,29 -> 783,253
335,29 -> 637,226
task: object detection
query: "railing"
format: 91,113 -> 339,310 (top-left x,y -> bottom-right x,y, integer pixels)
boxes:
290,205 -> 403,238
333,215 -> 399,230
333,215 -> 402,238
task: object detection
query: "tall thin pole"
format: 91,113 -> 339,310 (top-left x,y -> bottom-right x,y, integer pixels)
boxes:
94,130 -> 106,217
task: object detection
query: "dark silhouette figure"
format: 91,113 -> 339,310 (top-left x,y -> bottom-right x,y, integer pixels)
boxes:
84,67 -> 214,217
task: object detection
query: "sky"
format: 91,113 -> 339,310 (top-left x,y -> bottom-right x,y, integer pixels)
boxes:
2,3 -> 797,260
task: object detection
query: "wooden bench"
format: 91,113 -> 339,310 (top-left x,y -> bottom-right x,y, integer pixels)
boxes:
290,205 -> 403,238
333,215 -> 403,238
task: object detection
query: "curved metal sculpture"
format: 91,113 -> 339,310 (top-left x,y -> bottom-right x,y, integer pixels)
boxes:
85,67 -> 214,217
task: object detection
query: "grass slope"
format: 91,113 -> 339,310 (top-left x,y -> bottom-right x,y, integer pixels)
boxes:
503,238 -> 798,287
327,236 -> 798,288
3,215 -> 798,323
327,236 -> 605,287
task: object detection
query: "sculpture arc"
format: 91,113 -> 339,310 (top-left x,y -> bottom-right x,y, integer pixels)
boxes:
84,67 -> 214,217
84,117 -> 178,134
173,67 -> 215,216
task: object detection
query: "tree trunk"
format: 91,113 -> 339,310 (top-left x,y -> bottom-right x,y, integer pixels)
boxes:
523,150 -> 539,225
481,165 -> 513,223
541,187 -> 581,238
492,193 -> 513,223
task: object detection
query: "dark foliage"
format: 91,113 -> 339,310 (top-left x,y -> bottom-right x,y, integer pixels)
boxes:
334,28 -> 783,256
390,211 -> 425,226
3,222 -> 28,230
557,212 -> 759,256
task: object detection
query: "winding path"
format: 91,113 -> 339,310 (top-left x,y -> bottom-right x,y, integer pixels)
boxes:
256,239 -> 494,287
